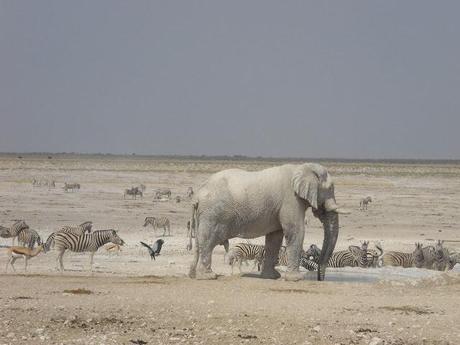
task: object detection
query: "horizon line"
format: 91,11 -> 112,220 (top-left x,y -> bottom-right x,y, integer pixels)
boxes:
1,151 -> 459,164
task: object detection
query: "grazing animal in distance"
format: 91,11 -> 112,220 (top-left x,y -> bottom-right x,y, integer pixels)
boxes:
360,196 -> 372,210
4,245 -> 44,272
186,187 -> 194,199
153,188 -> 171,200
64,182 -> 80,192
143,216 -> 171,236
175,196 -> 181,203
124,187 -> 143,199
54,229 -> 125,272
140,239 -> 164,260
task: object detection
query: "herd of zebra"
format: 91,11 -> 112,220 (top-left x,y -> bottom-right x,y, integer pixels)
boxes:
123,185 -> 193,202
32,178 -> 80,192
0,220 -> 124,272
226,240 -> 460,274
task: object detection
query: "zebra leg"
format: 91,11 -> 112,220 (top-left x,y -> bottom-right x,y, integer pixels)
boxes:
57,249 -> 65,273
261,229 -> 283,279
89,252 -> 95,272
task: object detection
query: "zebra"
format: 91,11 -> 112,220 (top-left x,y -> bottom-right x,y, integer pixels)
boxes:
7,220 -> 29,245
143,216 -> 171,236
64,182 -> 80,192
0,225 -> 11,239
124,187 -> 143,199
227,243 -> 265,274
44,221 -> 93,251
153,188 -> 171,200
433,240 -> 451,271
303,244 -> 368,268
419,244 -> 437,269
299,257 -> 319,271
17,228 -> 42,249
327,247 -> 369,268
382,247 -> 417,268
360,196 -> 372,210
365,242 -> 384,268
175,196 -> 181,203
54,229 -> 125,272
186,187 -> 194,199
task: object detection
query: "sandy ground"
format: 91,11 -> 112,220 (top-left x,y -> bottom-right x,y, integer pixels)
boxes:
0,154 -> 459,345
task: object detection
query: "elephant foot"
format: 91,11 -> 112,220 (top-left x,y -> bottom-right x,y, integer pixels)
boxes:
284,271 -> 305,282
260,268 -> 281,280
195,270 -> 218,280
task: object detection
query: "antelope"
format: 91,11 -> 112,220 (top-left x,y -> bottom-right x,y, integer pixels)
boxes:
5,245 -> 44,272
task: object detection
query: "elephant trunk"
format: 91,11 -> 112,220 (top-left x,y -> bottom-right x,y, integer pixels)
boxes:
317,211 -> 339,281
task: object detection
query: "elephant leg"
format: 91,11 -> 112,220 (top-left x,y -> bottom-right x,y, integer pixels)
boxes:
283,225 -> 305,281
261,229 -> 283,279
195,222 -> 220,280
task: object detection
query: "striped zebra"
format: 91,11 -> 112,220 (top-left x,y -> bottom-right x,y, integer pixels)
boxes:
44,221 -> 93,251
365,242 -> 384,268
17,228 -> 42,249
124,187 -> 143,199
64,183 -> 80,192
419,244 -> 436,269
227,243 -> 265,274
383,252 -> 415,268
153,188 -> 171,200
143,216 -> 170,236
327,247 -> 368,268
303,244 -> 368,269
54,229 -> 125,272
433,240 -> 451,271
299,257 -> 319,271
360,196 -> 372,210
7,221 -> 29,245
0,225 -> 11,239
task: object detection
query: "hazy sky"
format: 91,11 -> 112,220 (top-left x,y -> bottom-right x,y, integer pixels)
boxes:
1,1 -> 459,159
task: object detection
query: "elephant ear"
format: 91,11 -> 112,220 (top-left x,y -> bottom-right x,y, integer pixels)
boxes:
291,163 -> 332,210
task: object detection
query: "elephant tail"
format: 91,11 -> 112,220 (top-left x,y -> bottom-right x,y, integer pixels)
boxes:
188,202 -> 200,278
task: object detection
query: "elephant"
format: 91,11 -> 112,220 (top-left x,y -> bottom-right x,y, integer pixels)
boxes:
188,163 -> 348,281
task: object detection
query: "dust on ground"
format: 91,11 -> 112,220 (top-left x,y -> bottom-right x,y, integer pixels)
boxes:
0,154 -> 459,344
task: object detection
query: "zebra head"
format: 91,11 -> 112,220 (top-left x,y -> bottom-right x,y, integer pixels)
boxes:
143,217 -> 155,227
108,230 -> 125,246
80,221 -> 93,233
305,244 -> 321,262
413,242 -> 424,268
361,240 -> 369,251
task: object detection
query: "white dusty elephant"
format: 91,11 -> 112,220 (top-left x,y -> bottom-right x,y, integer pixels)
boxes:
188,163 -> 347,281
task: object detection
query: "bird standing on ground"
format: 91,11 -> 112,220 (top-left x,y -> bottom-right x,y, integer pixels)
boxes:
140,239 -> 164,260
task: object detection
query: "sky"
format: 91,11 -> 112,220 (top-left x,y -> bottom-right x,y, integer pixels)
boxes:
1,1 -> 459,159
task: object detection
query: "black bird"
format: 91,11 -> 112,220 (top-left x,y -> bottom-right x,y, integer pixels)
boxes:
140,239 -> 164,260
